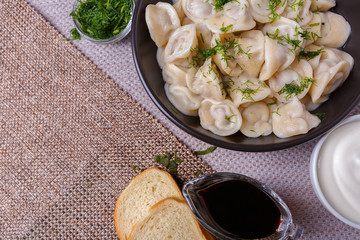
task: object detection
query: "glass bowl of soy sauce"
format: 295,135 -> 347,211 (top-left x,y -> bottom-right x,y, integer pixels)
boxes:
183,172 -> 303,240
71,0 -> 134,43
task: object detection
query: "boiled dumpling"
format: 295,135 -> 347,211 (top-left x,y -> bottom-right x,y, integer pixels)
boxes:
300,94 -> 322,111
187,58 -> 225,101
229,73 -> 272,107
260,17 -> 303,80
235,30 -> 265,77
249,0 -> 288,23
272,98 -> 321,138
164,24 -> 197,63
212,33 -> 244,77
162,63 -> 196,86
310,0 -> 335,12
259,36 -> 293,80
282,0 -> 313,26
269,59 -> 313,103
156,47 -> 166,69
181,0 -> 215,23
314,12 -> 351,48
173,0 -> 185,22
240,102 -> 272,137
302,13 -> 322,46
195,23 -> 213,50
199,99 -> 242,136
310,48 -> 354,104
165,83 -> 203,116
145,2 -> 180,47
262,17 -> 305,54
301,44 -> 324,69
205,0 -> 256,34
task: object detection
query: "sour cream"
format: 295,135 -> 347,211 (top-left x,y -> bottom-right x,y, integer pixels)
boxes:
310,115 -> 360,229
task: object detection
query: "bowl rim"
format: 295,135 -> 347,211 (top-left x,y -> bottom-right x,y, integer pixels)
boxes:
309,114 -> 360,230
131,0 -> 360,152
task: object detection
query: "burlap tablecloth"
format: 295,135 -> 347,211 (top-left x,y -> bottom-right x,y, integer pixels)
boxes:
1,0 -> 359,239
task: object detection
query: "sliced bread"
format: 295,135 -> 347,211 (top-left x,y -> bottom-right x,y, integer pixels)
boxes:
129,197 -> 207,240
114,168 -> 184,240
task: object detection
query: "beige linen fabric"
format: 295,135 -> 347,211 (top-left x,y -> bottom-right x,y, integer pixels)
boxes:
0,0 -> 359,239
0,0 -> 213,238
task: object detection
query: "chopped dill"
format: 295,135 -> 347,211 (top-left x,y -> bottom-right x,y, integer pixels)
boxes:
225,115 -> 235,123
65,28 -> 81,41
70,0 -> 133,40
309,22 -> 321,27
212,0 -> 233,10
189,38 -> 251,68
278,77 -> 315,100
294,15 -> 304,23
289,0 -> 304,11
171,108 -> 179,114
315,113 -> 326,121
268,0 -> 283,22
267,101 -> 277,106
233,86 -> 259,101
220,23 -> 233,33
271,107 -> 280,115
298,48 -> 324,61
220,78 -> 235,99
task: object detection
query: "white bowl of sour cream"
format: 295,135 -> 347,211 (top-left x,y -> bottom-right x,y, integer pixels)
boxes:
310,114 -> 360,230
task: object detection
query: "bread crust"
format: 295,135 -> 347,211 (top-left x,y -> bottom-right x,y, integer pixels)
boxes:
114,168 -> 183,240
128,197 -> 207,240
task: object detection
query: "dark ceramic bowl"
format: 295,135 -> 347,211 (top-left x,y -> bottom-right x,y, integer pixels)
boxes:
131,0 -> 360,152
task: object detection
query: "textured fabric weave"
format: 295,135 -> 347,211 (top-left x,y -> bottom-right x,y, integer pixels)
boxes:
1,0 -> 360,239
0,1 -> 213,238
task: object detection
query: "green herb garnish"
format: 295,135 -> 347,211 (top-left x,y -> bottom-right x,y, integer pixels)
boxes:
194,170 -> 203,177
212,0 -> 233,10
219,78 -> 235,99
289,0 -> 304,11
189,38 -> 251,68
315,113 -> 326,121
298,48 -> 324,61
271,107 -> 280,115
70,0 -> 132,40
171,108 -> 179,114
225,115 -> 235,123
278,77 -> 315,100
65,28 -> 81,41
268,0 -> 283,22
309,22 -> 321,27
194,146 -> 217,156
154,151 -> 182,176
220,23 -> 233,33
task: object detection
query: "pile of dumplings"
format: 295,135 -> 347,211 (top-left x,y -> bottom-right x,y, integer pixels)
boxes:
145,0 -> 353,138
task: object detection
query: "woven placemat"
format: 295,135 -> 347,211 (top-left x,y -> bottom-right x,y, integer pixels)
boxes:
0,0 -> 213,238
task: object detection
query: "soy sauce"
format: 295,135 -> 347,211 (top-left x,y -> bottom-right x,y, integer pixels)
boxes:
198,180 -> 281,239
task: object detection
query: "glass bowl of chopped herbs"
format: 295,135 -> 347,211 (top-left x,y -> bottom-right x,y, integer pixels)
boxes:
71,0 -> 134,43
